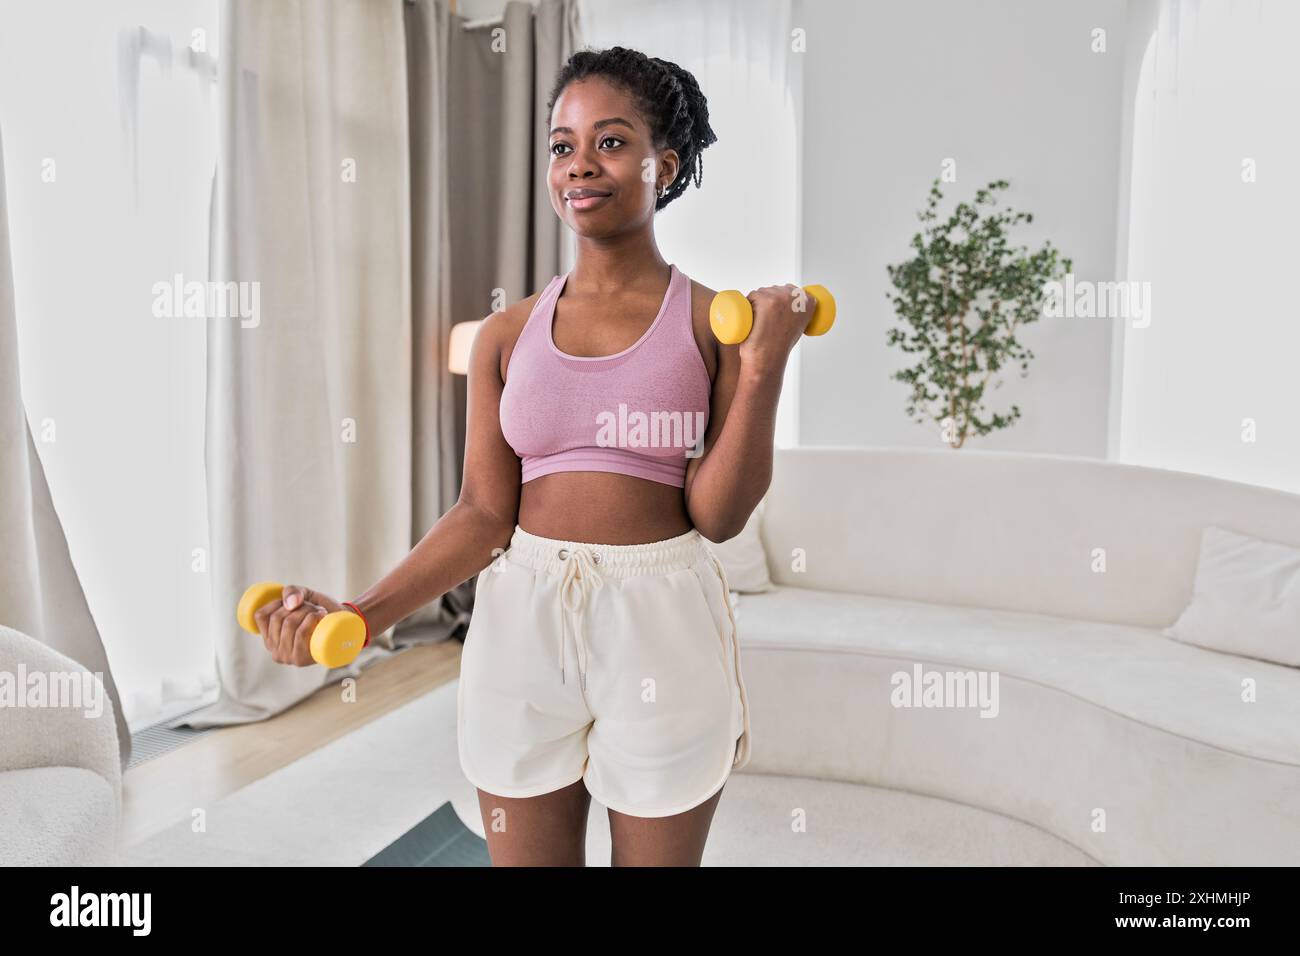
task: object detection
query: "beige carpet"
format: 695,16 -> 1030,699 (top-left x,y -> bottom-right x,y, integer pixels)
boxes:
119,679 -> 1098,866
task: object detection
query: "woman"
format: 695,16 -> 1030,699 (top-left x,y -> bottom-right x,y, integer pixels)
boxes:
257,46 -> 811,866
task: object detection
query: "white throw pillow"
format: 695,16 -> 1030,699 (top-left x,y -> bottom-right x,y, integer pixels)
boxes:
702,497 -> 772,593
1162,525 -> 1300,667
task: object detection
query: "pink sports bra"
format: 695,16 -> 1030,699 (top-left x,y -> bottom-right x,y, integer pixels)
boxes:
499,262 -> 711,487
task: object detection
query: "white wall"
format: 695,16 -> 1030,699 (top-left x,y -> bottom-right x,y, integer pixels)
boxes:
1111,0 -> 1300,495
796,0 -> 1128,455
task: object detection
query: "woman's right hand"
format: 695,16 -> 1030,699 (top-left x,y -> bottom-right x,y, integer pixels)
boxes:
738,284 -> 812,375
254,585 -> 348,667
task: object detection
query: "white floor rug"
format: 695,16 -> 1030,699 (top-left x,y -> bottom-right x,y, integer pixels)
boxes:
119,679 -> 1098,866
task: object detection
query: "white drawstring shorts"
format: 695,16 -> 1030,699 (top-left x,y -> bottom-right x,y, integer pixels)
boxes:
457,523 -> 752,818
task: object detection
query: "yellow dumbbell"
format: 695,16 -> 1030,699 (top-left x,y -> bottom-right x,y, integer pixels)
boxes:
236,581 -> 369,668
709,284 -> 836,345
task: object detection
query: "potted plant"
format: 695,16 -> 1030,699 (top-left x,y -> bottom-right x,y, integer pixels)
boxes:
885,178 -> 1071,448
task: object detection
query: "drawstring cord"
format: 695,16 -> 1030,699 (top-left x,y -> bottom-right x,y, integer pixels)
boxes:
558,546 -> 604,691
525,531 -> 748,770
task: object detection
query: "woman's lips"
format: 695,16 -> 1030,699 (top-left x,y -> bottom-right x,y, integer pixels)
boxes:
567,193 -> 612,211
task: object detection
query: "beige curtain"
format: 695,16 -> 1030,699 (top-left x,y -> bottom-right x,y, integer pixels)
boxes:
0,123 -> 132,768
405,0 -> 580,641
180,0 -> 579,728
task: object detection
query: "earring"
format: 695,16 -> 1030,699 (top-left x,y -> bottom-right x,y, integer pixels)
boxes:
656,183 -> 665,199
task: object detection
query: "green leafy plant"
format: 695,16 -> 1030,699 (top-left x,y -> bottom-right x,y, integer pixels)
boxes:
885,178 -> 1071,448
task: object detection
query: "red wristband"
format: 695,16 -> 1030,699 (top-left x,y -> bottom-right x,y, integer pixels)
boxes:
341,602 -> 372,648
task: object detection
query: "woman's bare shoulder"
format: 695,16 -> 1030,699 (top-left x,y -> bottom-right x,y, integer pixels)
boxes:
478,289 -> 547,383
479,289 -> 545,330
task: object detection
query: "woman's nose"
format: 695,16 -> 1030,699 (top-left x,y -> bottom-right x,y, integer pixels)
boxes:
566,142 -> 602,173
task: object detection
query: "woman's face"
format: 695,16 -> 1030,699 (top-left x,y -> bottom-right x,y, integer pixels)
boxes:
547,77 -> 678,237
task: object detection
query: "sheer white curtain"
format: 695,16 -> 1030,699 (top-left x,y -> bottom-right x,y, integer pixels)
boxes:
1116,0 -> 1300,492
0,0 -> 219,733
575,0 -> 801,446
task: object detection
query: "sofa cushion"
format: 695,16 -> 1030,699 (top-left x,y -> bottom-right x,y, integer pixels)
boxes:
701,497 -> 772,593
760,447 -> 1300,630
734,584 -> 1300,766
1161,525 -> 1300,667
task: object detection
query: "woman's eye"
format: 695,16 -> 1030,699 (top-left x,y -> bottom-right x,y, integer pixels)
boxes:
550,137 -> 623,157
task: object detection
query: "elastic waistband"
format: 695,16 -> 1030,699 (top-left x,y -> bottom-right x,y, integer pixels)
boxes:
507,523 -> 706,577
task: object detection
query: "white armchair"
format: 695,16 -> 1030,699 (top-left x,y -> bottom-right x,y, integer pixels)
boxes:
0,623 -> 121,865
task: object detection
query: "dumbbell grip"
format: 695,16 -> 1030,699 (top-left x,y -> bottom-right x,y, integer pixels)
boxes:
709,284 -> 835,345
236,581 -> 369,668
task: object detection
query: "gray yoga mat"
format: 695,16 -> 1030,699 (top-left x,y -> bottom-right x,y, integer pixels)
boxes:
363,802 -> 491,867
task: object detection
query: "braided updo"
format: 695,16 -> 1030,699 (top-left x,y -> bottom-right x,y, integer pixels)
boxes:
546,46 -> 717,212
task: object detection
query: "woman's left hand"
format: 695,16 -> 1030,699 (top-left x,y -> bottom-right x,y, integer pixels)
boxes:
736,284 -> 811,376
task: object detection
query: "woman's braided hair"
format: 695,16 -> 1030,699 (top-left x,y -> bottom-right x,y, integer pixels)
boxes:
546,46 -> 717,212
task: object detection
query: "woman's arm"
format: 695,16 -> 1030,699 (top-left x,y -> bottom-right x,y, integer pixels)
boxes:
684,284 -> 809,544
348,307 -> 523,636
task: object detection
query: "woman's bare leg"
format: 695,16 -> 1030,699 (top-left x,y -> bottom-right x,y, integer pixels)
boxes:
607,784 -> 725,866
476,777 -> 592,866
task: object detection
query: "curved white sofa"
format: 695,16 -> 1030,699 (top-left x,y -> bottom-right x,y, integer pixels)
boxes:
736,446 -> 1300,866
0,624 -> 121,865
